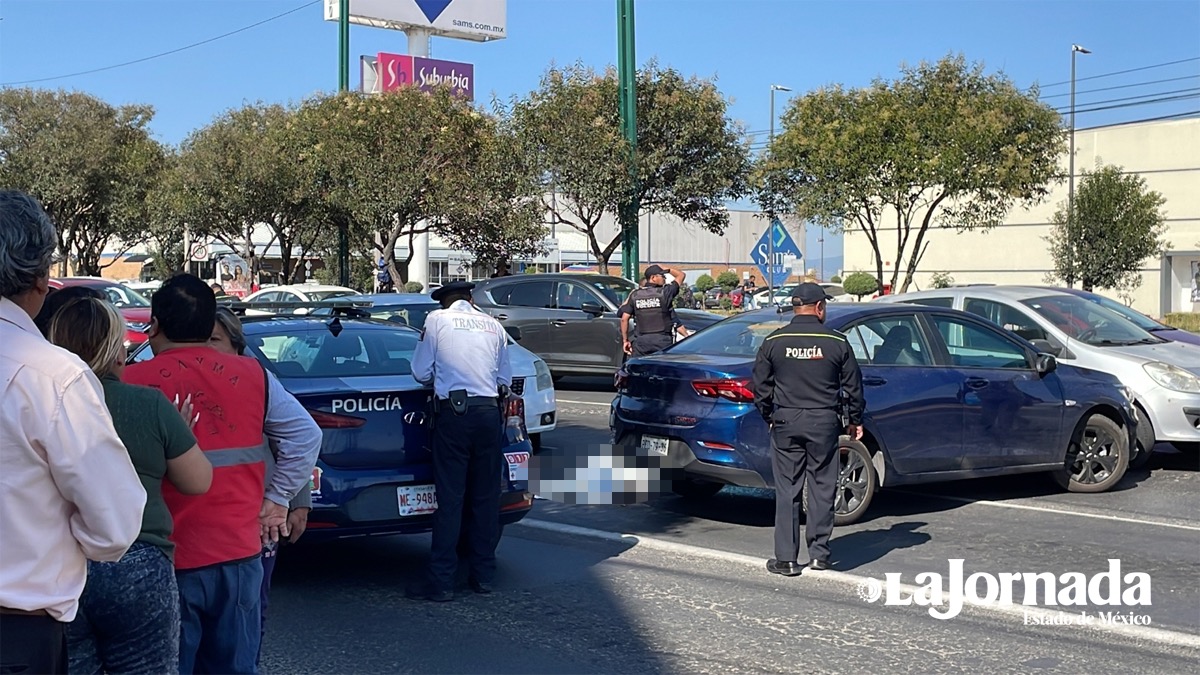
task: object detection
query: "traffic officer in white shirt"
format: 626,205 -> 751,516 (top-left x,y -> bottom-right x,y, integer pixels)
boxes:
0,190 -> 146,674
408,281 -> 512,602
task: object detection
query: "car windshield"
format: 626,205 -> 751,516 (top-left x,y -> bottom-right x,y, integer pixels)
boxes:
249,326 -> 420,378
668,312 -> 790,357
1079,293 -> 1166,331
1020,295 -> 1160,346
100,284 -> 150,308
586,277 -> 638,306
307,290 -> 358,301
365,303 -> 440,330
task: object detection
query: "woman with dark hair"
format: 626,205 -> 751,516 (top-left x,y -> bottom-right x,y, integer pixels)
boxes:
210,306 -> 315,666
48,297 -> 213,675
33,285 -> 106,336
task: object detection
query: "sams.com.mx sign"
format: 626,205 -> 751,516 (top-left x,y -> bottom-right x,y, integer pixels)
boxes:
752,219 -> 802,287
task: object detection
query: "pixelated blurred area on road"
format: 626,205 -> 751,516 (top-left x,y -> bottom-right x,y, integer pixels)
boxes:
530,440 -> 684,505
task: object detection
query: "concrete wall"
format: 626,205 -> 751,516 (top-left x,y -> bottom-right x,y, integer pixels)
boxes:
841,117 -> 1200,318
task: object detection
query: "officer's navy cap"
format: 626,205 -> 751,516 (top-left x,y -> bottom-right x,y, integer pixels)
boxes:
792,282 -> 834,305
644,264 -> 665,279
431,280 -> 476,303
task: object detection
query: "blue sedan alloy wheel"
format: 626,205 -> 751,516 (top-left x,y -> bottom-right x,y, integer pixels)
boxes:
1055,414 -> 1129,493
802,439 -> 877,526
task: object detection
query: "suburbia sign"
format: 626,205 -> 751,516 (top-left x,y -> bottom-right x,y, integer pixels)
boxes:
375,52 -> 474,101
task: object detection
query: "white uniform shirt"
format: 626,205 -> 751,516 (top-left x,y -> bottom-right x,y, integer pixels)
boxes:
0,297 -> 146,621
412,299 -> 511,399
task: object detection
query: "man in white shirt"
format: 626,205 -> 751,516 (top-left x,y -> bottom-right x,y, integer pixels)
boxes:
0,190 -> 146,675
408,281 -> 511,602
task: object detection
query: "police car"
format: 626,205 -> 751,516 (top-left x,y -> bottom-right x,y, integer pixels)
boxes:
128,307 -> 534,541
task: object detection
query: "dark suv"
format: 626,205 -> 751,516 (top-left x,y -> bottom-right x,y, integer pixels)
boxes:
471,274 -> 722,377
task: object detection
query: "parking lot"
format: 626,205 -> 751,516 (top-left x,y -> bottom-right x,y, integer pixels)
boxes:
260,377 -> 1200,674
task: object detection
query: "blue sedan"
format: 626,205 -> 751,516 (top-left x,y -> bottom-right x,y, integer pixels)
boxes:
611,304 -> 1136,524
130,314 -> 533,541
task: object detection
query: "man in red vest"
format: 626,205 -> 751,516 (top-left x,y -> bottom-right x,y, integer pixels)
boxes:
124,274 -> 310,674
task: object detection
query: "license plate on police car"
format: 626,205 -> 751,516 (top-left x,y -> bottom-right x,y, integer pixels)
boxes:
640,435 -> 670,457
505,452 -> 530,481
397,485 -> 438,516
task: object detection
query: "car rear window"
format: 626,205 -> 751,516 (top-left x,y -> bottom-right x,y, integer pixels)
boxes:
368,304 -> 440,330
249,326 -> 420,378
668,314 -> 789,356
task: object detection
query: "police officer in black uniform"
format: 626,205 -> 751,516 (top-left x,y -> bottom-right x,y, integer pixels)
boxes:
619,264 -> 685,357
751,282 -> 865,576
407,281 -> 512,601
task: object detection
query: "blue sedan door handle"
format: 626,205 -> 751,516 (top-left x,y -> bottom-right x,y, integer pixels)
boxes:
966,378 -> 990,390
862,376 -> 887,386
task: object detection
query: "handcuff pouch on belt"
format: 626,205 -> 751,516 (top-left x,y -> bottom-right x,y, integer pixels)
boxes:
448,389 -> 468,415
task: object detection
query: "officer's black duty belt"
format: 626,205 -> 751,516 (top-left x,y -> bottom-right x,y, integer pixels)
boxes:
437,396 -> 499,405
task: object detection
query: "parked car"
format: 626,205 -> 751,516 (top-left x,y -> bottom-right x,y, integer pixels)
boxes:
129,313 -> 534,541
1031,286 -> 1200,347
610,304 -> 1135,524
312,294 -> 558,450
243,283 -> 360,315
703,287 -> 727,309
470,274 -> 723,377
50,277 -> 151,347
876,285 -> 1200,467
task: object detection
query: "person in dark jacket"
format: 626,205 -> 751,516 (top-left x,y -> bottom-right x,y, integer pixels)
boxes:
619,265 -> 686,357
751,283 -> 865,576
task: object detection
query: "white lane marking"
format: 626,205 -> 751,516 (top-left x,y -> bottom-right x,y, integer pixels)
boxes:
515,518 -> 1200,650
891,490 -> 1200,533
557,399 -> 612,406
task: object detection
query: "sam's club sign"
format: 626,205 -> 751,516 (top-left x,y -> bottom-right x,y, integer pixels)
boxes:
361,52 -> 474,100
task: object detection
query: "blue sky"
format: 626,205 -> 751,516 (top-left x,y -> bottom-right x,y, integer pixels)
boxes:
2,0 -> 1199,269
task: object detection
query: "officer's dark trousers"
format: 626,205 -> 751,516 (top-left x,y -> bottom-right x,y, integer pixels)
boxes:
770,407 -> 840,563
633,333 -> 673,356
429,404 -> 503,592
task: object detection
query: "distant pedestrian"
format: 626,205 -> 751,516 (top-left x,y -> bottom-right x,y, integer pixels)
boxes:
751,283 -> 865,576
744,275 -> 759,310
123,274 -> 319,675
490,260 -> 513,278
48,296 -> 213,675
408,281 -> 511,602
619,265 -> 686,357
0,190 -> 146,675
210,306 -> 317,666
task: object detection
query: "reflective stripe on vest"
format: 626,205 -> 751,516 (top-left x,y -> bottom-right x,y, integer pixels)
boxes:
123,347 -> 269,571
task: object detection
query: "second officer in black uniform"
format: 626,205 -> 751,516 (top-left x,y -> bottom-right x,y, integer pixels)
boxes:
619,264 -> 686,357
751,282 -> 865,576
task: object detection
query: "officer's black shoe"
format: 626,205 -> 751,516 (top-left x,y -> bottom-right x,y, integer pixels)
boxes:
468,578 -> 494,595
807,558 -> 833,571
766,559 -> 802,577
406,583 -> 453,602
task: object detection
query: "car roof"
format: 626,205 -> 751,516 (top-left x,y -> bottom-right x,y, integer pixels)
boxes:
352,293 -> 436,303
239,315 -> 417,334
743,302 -> 959,323
475,273 -> 633,284
52,277 -> 117,286
262,284 -> 357,293
880,285 -> 1077,302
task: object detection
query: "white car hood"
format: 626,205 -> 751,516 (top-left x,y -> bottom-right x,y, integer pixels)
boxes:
1108,340 -> 1200,374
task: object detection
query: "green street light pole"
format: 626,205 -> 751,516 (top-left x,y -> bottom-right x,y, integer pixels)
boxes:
337,0 -> 350,286
617,0 -> 639,282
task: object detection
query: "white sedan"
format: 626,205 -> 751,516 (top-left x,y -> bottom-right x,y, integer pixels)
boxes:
242,284 -> 361,315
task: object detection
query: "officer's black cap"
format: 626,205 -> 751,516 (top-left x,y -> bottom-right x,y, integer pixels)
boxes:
644,264 -> 665,279
431,281 -> 476,303
792,282 -> 834,305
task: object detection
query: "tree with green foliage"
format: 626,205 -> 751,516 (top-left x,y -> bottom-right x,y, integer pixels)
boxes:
842,272 -> 880,300
717,270 -> 740,291
756,54 -> 1065,294
1045,164 -> 1169,292
694,274 -> 716,292
509,61 -> 751,275
930,271 -> 955,289
829,274 -> 842,284
404,281 -> 424,293
297,89 -> 545,285
0,88 -> 166,276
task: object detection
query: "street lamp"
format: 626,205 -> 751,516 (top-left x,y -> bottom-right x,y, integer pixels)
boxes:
1068,44 -> 1091,288
768,84 -> 791,299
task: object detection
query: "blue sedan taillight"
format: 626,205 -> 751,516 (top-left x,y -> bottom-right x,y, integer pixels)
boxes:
691,379 -> 755,403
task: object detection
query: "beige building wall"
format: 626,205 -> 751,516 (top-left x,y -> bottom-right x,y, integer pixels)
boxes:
841,117 -> 1200,318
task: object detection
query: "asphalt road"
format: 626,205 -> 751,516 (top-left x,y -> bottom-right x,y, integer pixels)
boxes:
262,376 -> 1200,674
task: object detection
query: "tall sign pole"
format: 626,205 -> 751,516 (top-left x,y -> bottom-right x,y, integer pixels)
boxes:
337,0 -> 351,286
617,0 -> 639,282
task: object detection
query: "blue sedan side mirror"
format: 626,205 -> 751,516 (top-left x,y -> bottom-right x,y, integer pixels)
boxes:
1035,353 -> 1057,375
